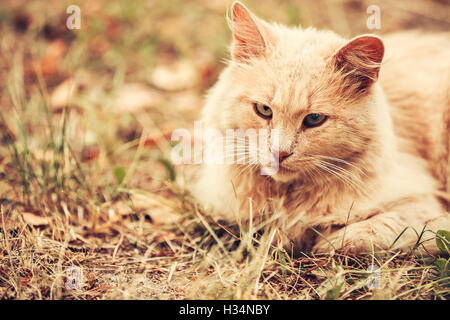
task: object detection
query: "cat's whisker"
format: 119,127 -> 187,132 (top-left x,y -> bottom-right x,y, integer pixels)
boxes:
319,163 -> 365,192
234,162 -> 257,178
309,164 -> 332,185
314,155 -> 367,176
236,152 -> 262,177
316,159 -> 364,184
314,160 -> 366,195
309,155 -> 367,192
315,163 -> 354,191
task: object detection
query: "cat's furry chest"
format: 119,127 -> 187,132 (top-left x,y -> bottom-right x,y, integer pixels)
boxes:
229,167 -> 364,225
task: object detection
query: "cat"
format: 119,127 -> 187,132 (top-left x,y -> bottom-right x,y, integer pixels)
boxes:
193,1 -> 450,254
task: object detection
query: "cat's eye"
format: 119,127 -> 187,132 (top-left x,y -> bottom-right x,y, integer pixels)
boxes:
303,113 -> 328,128
253,103 -> 273,119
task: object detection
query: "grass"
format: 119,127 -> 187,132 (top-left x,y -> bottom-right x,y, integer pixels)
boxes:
0,0 -> 449,300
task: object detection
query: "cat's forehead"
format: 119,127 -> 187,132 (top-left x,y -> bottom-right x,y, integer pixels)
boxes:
257,29 -> 344,111
269,27 -> 344,72
233,28 -> 346,112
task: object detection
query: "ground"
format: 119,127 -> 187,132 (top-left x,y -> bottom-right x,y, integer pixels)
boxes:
0,0 -> 449,300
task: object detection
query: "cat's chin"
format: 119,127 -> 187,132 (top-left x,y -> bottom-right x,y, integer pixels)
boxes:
269,167 -> 299,183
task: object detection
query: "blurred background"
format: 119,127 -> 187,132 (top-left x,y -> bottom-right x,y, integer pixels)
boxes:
0,0 -> 449,299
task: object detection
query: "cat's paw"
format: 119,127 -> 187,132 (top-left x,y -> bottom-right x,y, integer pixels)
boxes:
312,223 -> 384,255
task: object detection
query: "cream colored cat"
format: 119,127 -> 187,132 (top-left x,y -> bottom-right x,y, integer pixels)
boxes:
193,2 -> 450,254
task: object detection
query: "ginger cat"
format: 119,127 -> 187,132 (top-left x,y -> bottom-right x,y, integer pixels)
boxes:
193,2 -> 450,254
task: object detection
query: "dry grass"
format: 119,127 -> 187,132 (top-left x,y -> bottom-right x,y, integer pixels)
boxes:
0,0 -> 449,300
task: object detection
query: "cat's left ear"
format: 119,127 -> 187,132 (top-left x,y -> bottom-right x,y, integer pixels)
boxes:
332,35 -> 384,92
229,1 -> 271,62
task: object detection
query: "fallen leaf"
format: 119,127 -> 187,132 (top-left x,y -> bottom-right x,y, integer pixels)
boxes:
50,78 -> 78,108
150,60 -> 197,91
130,194 -> 181,225
112,83 -> 164,113
81,144 -> 100,162
50,70 -> 93,110
31,39 -> 67,83
22,212 -> 50,226
111,201 -> 134,216
170,91 -> 203,114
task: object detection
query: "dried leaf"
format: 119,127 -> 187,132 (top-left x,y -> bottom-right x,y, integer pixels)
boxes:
170,91 -> 203,113
30,39 -> 67,82
50,71 -> 93,110
81,144 -> 100,162
131,194 -> 181,225
22,212 -> 50,226
113,83 -> 164,113
150,60 -> 197,91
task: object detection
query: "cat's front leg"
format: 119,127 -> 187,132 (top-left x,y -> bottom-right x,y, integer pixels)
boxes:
312,218 -> 392,254
312,196 -> 448,254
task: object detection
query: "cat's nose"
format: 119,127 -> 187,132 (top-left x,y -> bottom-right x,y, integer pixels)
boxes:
278,151 -> 293,163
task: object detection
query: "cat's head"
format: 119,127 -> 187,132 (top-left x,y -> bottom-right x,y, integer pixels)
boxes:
209,2 -> 387,184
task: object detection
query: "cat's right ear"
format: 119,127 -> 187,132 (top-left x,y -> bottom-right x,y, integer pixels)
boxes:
332,35 -> 384,93
229,1 -> 269,62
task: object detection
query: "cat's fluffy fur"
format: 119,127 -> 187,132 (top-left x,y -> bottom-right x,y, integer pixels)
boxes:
193,2 -> 450,254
